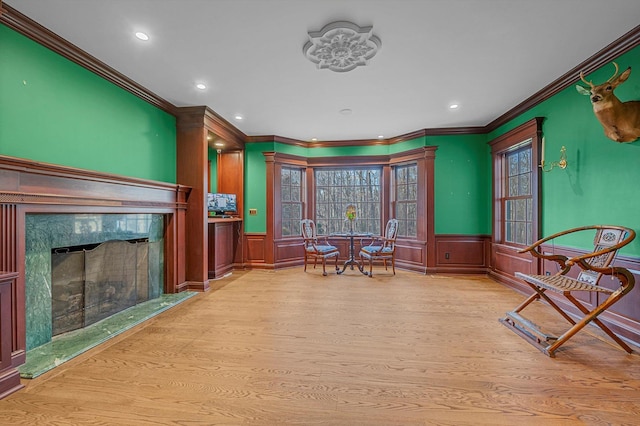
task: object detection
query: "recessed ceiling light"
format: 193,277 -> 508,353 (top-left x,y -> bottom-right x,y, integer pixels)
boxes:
449,103 -> 459,109
214,142 -> 224,147
135,32 -> 149,41
311,138 -> 318,142
234,115 -> 243,120
196,83 -> 207,90
377,135 -> 384,139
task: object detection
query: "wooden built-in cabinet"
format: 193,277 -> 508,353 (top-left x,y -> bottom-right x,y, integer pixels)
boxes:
176,106 -> 245,289
208,217 -> 242,279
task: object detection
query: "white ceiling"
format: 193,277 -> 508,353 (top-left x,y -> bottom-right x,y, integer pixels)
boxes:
7,0 -> 640,142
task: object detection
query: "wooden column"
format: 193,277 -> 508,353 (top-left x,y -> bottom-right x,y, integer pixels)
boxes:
176,107 -> 210,291
176,106 -> 245,289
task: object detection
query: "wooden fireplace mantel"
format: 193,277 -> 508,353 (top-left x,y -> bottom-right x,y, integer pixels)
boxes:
0,154 -> 192,399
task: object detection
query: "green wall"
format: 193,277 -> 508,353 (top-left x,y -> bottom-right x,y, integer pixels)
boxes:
489,45 -> 640,256
244,142 -> 272,233
9,15 -> 636,255
427,134 -> 491,235
243,136 -> 492,235
0,25 -> 176,183
208,148 -> 218,192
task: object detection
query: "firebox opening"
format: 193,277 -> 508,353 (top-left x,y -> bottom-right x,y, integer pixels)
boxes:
51,238 -> 153,337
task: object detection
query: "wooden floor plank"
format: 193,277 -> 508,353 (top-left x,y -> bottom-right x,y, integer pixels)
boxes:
1,269 -> 639,425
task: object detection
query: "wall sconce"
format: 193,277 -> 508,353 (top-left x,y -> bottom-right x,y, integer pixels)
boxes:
539,137 -> 567,172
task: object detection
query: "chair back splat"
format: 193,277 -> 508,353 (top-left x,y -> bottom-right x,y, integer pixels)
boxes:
500,225 -> 636,357
301,219 -> 340,276
359,219 -> 399,277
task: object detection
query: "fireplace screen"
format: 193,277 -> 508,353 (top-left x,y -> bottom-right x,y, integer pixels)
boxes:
51,239 -> 151,336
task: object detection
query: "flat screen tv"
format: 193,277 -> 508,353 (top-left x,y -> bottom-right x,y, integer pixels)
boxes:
207,193 -> 237,216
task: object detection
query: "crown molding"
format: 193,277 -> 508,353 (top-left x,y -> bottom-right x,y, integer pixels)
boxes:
3,3 -> 638,144
486,25 -> 640,132
247,126 -> 487,148
0,4 -> 177,115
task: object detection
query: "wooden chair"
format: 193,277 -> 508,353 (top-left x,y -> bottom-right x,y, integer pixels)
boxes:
301,219 -> 340,276
500,225 -> 636,357
359,219 -> 399,277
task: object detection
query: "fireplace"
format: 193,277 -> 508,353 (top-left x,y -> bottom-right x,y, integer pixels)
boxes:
0,154 -> 189,398
25,213 -> 164,351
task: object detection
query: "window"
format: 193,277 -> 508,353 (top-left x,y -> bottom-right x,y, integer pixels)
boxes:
394,164 -> 418,238
280,167 -> 303,237
265,148 -> 436,271
314,168 -> 381,235
490,117 -> 541,252
504,144 -> 533,245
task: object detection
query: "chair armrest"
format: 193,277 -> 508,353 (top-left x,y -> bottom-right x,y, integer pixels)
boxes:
317,235 -> 331,244
517,225 -> 611,256
519,225 -> 636,277
518,242 -> 569,274
360,235 -> 383,246
518,233 -> 574,274
303,237 -> 319,248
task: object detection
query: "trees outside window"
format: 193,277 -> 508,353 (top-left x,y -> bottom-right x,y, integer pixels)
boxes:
490,118 -> 541,249
314,168 -> 381,235
504,144 -> 533,246
394,164 -> 418,238
280,167 -> 303,237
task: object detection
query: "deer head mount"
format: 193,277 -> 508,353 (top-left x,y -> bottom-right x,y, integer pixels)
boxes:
576,62 -> 640,143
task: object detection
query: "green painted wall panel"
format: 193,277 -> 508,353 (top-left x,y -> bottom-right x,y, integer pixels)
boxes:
274,142 -> 307,157
388,138 -> 427,154
208,148 -> 218,192
489,45 -> 640,256
244,142 -> 273,233
429,134 -> 491,235
0,26 -> 176,182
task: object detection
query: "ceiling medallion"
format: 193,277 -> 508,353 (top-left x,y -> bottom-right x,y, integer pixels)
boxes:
303,21 -> 381,73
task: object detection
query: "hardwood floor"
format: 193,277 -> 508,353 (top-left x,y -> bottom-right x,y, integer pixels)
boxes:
1,268 -> 639,425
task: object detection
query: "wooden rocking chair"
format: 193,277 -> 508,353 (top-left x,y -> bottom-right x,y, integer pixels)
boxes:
500,225 -> 636,357
301,219 -> 340,276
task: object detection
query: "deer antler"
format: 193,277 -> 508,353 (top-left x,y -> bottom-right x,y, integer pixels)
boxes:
579,71 -> 594,88
607,62 -> 620,82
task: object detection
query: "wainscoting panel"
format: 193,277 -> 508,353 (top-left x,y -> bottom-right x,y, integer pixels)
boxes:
396,240 -> 427,274
244,233 -> 267,268
0,271 -> 23,399
433,235 -> 491,274
490,242 -> 536,290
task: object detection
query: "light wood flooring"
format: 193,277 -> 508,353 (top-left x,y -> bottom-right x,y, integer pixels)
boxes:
1,268 -> 640,425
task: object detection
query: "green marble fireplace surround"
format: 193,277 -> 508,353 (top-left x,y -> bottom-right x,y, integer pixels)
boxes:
25,213 -> 165,351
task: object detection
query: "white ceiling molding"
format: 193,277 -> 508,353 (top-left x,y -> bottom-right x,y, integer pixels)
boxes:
303,21 -> 381,73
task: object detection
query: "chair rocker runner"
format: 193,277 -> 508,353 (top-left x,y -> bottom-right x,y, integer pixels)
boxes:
359,219 -> 398,277
301,219 -> 340,276
500,225 -> 636,357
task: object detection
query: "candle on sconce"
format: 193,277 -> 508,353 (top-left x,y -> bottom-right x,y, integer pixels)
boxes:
538,137 -> 568,172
